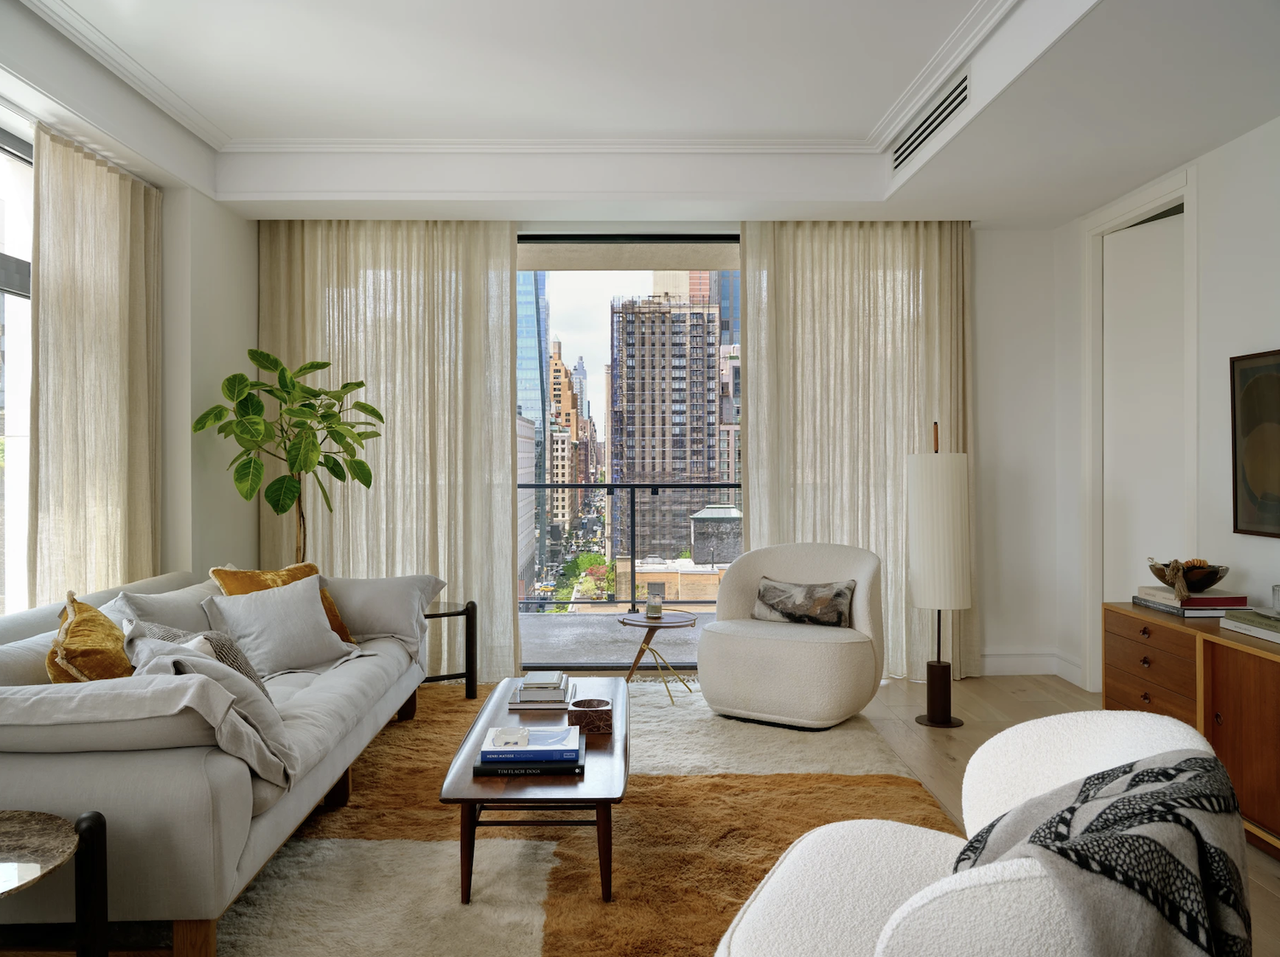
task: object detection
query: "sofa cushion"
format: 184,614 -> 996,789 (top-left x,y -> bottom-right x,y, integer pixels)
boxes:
49,593 -> 133,682
202,575 -> 352,678
109,578 -> 223,634
320,574 -> 445,647
211,563 -> 353,643
0,631 -> 58,686
125,619 -> 271,699
752,576 -> 857,628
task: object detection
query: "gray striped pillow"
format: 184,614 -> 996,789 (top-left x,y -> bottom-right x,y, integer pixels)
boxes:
125,619 -> 271,699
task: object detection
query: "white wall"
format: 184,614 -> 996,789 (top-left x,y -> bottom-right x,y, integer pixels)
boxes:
162,188 -> 259,574
971,229 -> 1063,674
1193,116 -> 1280,605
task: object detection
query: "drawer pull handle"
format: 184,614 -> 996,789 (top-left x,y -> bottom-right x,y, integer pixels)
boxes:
1141,692 -> 1151,704
1140,627 -> 1150,638
1215,712 -> 1223,726
1140,656 -> 1151,668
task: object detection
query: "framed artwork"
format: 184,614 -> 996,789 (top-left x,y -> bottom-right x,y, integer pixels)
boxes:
1231,348 -> 1280,538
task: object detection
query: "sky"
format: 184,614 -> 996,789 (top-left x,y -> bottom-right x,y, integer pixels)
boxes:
544,270 -> 653,426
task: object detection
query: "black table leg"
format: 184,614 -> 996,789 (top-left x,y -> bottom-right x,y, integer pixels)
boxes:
464,601 -> 478,699
596,802 -> 613,903
74,812 -> 107,957
460,803 -> 478,904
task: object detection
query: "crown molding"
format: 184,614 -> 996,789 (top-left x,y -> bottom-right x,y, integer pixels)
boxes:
16,0 -> 230,149
219,137 -> 883,155
866,0 -> 1022,150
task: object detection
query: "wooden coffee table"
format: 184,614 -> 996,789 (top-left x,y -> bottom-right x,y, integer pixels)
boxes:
439,676 -> 628,903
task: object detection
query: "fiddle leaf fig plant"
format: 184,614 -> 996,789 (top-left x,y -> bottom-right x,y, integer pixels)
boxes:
192,349 -> 385,563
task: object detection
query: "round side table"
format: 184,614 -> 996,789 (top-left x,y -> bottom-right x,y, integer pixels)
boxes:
618,611 -> 697,703
0,810 -> 108,957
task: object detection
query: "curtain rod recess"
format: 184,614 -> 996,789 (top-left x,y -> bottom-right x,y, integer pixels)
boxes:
517,233 -> 740,244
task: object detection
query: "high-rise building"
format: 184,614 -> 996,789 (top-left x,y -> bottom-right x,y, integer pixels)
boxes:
515,413 -> 537,601
549,423 -> 578,534
717,346 -> 743,508
608,295 -> 721,559
548,337 -> 584,524
516,271 -> 551,575
651,271 -> 690,300
710,270 -> 741,346
571,356 -> 588,419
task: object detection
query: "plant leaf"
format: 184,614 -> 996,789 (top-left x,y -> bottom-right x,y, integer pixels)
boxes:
287,429 -> 322,474
234,415 -> 266,441
336,380 -> 365,397
217,419 -> 238,437
313,473 -> 334,512
357,430 -> 381,441
283,408 -> 319,421
298,384 -> 323,399
264,388 -> 290,404
347,458 -> 373,488
226,448 -> 250,469
248,349 -> 283,373
321,454 -> 347,482
277,368 -> 297,394
221,374 -> 251,403
264,475 -> 301,515
293,360 -> 331,378
351,401 -> 384,424
235,393 -> 266,419
331,424 -> 364,448
233,457 -> 265,501
326,429 -> 357,456
193,404 -> 230,433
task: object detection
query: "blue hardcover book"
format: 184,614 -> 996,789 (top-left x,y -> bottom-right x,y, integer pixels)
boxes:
479,726 -> 581,763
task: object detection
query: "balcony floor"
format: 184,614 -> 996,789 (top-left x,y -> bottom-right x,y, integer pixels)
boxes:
519,610 -> 713,667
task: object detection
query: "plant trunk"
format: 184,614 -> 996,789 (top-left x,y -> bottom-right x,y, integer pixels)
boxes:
294,485 -> 307,564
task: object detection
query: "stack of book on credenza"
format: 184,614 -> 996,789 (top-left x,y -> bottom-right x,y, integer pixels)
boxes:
1131,586 -> 1249,618
507,671 -> 575,710
472,725 -> 585,777
1220,609 -> 1280,645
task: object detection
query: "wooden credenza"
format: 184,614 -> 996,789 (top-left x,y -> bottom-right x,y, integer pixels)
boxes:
1103,602 -> 1280,857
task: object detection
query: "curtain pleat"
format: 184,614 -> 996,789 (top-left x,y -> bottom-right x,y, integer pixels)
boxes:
28,125 -> 161,606
741,221 -> 979,680
258,221 -> 519,681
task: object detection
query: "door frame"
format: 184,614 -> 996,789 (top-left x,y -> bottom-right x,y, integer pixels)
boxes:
1079,169 -> 1198,692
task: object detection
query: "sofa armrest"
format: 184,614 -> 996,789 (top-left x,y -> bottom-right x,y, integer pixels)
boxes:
961,711 -> 1213,836
717,820 -> 964,957
876,859 -> 1079,957
0,746 -> 253,922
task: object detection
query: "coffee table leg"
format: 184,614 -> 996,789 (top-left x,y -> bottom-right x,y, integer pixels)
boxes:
596,802 -> 613,903
75,811 -> 107,957
460,803 -> 478,904
625,627 -> 659,682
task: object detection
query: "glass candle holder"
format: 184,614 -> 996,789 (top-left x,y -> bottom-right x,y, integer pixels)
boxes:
645,594 -> 663,618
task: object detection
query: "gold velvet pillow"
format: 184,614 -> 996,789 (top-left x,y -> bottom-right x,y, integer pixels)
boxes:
210,563 -> 354,643
47,592 -> 133,682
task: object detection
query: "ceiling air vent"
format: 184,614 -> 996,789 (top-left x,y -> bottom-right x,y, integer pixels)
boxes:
892,75 -> 968,171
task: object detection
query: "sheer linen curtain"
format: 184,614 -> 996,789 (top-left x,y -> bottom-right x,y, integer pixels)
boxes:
258,221 -> 520,681
741,221 -> 979,680
28,125 -> 161,606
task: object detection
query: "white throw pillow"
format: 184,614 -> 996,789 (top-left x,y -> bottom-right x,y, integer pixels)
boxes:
319,574 -> 446,642
201,575 -> 350,676
107,579 -> 224,633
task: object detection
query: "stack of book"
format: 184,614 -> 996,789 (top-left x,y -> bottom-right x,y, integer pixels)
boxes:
1220,609 -> 1280,644
508,671 -> 575,711
1131,585 -> 1249,618
472,725 -> 585,777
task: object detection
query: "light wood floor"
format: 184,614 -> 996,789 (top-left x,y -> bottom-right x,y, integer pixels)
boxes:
866,675 -> 1280,956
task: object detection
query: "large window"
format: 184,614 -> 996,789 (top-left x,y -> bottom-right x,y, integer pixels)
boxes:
513,246 -> 742,670
0,113 -> 34,614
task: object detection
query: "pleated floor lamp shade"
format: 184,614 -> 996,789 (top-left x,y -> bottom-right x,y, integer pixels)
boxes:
906,451 -> 971,727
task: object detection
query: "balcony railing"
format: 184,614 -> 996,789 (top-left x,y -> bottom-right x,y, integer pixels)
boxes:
516,481 -> 742,614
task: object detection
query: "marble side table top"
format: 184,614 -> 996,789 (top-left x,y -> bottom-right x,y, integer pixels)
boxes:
0,810 -> 78,899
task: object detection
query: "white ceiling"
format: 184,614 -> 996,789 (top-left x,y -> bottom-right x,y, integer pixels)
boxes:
25,0 -> 993,147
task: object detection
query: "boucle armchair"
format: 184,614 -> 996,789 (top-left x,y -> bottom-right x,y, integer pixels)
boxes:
716,710 -> 1214,957
697,543 -> 883,729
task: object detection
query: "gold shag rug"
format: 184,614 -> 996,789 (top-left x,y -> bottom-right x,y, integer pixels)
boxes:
228,683 -> 961,957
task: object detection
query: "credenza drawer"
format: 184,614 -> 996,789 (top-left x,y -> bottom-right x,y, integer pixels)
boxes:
1104,631 -> 1196,698
1104,665 -> 1196,726
1103,609 -> 1196,659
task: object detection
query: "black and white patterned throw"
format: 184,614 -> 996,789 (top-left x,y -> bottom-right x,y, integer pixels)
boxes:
125,619 -> 271,700
956,749 -> 1250,957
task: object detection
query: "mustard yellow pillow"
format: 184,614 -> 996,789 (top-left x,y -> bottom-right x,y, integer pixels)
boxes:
45,647 -> 80,683
210,563 -> 353,644
48,592 -> 133,682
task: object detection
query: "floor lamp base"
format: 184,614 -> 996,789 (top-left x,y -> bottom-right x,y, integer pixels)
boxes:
915,659 -> 964,728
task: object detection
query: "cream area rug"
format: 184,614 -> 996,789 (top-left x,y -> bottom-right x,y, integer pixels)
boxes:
211,681 -> 958,957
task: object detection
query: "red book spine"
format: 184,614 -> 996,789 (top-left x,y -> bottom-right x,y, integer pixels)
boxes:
1181,595 -> 1248,607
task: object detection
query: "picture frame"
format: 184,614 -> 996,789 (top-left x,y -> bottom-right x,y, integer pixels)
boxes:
1230,348 -> 1280,538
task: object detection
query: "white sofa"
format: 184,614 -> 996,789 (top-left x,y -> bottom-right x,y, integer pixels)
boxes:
715,710 -> 1214,957
698,544 -> 884,728
0,571 -> 436,956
